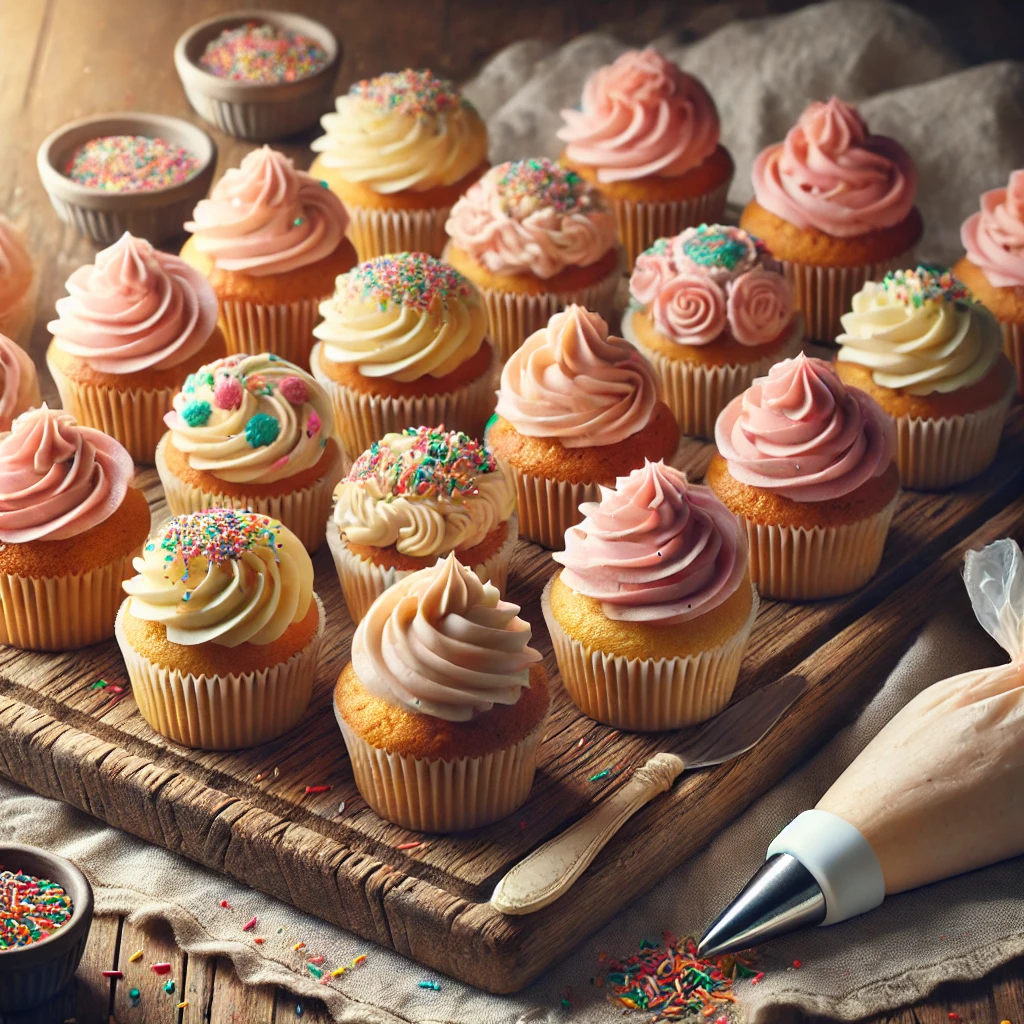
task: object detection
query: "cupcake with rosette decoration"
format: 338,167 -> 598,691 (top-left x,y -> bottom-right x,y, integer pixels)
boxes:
0,217 -> 38,348
46,232 -> 225,463
709,353 -> 899,600
328,425 -> 517,624
116,510 -> 324,750
622,223 -> 804,439
544,459 -> 757,730
0,332 -> 41,431
334,552 -> 549,831
0,406 -> 150,650
558,48 -> 733,269
741,97 -> 922,343
180,146 -> 356,367
311,69 -> 488,260
835,266 -> 1014,490
155,352 -> 343,552
488,303 -> 678,548
310,252 -> 494,461
444,158 -> 619,362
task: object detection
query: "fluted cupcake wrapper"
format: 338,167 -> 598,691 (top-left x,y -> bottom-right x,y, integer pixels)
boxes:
115,594 -> 324,750
218,295 -> 323,370
1000,319 -> 1024,398
500,461 -> 603,550
542,578 -> 759,731
0,273 -> 39,349
325,515 -> 518,625
345,204 -> 451,262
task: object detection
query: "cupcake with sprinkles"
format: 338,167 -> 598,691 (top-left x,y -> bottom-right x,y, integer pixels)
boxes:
180,146 -> 356,368
0,217 -> 38,348
311,252 -> 494,460
116,509 -> 324,749
310,69 -> 488,260
155,352 -> 343,552
328,425 -> 517,624
444,158 -> 620,362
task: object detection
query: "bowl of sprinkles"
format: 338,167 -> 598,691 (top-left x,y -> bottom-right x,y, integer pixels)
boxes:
175,10 -> 340,141
37,112 -> 216,246
0,844 -> 93,1013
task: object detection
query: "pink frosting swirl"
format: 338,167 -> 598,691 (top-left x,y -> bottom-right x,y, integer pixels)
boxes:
715,353 -> 895,502
751,97 -> 917,237
630,247 -> 677,306
0,218 -> 33,315
553,460 -> 748,624
558,48 -> 720,183
0,332 -> 40,431
961,170 -> 1024,288
495,304 -> 658,447
727,266 -> 792,345
652,273 -> 727,345
48,233 -> 218,374
0,406 -> 134,543
185,146 -> 348,278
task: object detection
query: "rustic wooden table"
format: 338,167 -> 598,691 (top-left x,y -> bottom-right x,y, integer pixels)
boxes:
1,1 -> 1021,1021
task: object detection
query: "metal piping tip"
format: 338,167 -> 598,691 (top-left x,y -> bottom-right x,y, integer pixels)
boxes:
698,853 -> 826,958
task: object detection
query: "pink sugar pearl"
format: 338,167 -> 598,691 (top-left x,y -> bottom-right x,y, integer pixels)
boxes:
214,377 -> 243,410
279,375 -> 309,404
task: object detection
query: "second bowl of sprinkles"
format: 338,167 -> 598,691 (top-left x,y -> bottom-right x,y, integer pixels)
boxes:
175,10 -> 340,141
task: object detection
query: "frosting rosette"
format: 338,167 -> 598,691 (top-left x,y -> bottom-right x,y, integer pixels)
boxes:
313,253 -> 486,381
311,69 -> 487,194
185,147 -> 347,277
351,551 -> 541,721
961,170 -> 1024,288
751,97 -> 916,238
554,459 -> 747,624
165,353 -> 334,484
727,266 -> 792,345
558,48 -> 719,183
123,510 -> 314,648
836,267 -> 1004,395
0,405 -> 133,543
495,304 -> 658,447
652,273 -> 727,345
715,353 -> 895,502
0,218 -> 33,315
630,239 -> 677,305
335,426 -> 514,557
48,232 -> 218,374
0,332 -> 40,431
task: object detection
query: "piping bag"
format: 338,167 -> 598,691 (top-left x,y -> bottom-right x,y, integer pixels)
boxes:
699,537 -> 1024,956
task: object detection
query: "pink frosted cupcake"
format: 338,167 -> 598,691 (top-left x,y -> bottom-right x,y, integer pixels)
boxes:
0,332 -> 40,431
0,218 -> 37,349
558,48 -> 733,268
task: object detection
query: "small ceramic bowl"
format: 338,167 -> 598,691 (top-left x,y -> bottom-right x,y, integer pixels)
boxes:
0,845 -> 94,1013
174,10 -> 341,141
36,112 -> 216,247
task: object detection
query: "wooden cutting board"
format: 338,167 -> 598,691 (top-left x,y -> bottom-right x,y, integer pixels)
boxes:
0,407 -> 1022,994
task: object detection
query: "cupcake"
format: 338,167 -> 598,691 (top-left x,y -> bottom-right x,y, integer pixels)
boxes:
444,158 -> 619,362
310,69 -> 488,261
621,224 -> 804,438
180,146 -> 357,368
740,97 -> 923,343
155,352 -> 343,552
558,48 -> 733,269
327,425 -> 517,624
0,331 -> 41,430
955,170 -> 1024,395
708,353 -> 900,600
334,552 -> 548,831
835,267 -> 1015,490
46,232 -> 225,464
544,459 -> 757,730
0,406 -> 150,650
0,217 -> 37,348
487,304 -> 679,548
310,253 -> 495,461
116,510 -> 324,750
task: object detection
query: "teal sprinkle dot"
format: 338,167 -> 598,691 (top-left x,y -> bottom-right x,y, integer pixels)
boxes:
164,980 -> 175,994
293,217 -> 303,226
181,400 -> 212,427
245,413 -> 280,448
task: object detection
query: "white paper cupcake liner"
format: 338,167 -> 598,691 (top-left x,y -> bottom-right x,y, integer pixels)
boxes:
115,594 -> 324,750
345,204 -> 451,262
0,273 -> 39,349
218,294 -> 323,370
1001,320 -> 1023,398
542,577 -> 759,730
502,462 -> 604,550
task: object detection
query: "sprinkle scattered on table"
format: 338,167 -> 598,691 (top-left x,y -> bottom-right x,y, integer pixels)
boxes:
304,785 -> 331,795
63,135 -> 200,191
151,961 -> 172,974
101,970 -> 122,978
128,948 -> 144,962
242,915 -> 258,932
418,979 -> 442,991
396,841 -> 422,851
199,21 -> 328,84
163,979 -> 175,994
0,870 -> 74,949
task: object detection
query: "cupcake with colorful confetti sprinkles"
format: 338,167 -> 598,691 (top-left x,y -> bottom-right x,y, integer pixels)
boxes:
117,509 -> 324,749
155,353 -> 343,552
310,69 -> 488,260
310,253 -> 494,460
328,426 -> 517,624
0,218 -> 38,348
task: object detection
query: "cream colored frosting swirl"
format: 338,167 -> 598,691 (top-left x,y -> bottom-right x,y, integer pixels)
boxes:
837,267 -> 1003,395
0,218 -> 34,315
165,353 -> 334,484
313,253 -> 487,382
495,304 -> 658,448
123,510 -> 314,648
311,69 -> 487,194
0,332 -> 40,431
352,552 -> 541,721
334,426 -> 514,557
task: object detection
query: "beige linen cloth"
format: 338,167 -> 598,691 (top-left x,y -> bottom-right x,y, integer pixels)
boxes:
5,2 -> 1024,1021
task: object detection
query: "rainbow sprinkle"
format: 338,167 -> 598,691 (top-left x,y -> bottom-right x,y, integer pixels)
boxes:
882,265 -> 972,308
199,21 -> 328,83
494,158 -> 592,216
340,254 -> 472,314
0,870 -> 74,949
349,69 -> 464,119
149,510 -> 282,572
640,237 -> 672,259
679,224 -> 764,271
63,135 -> 200,192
